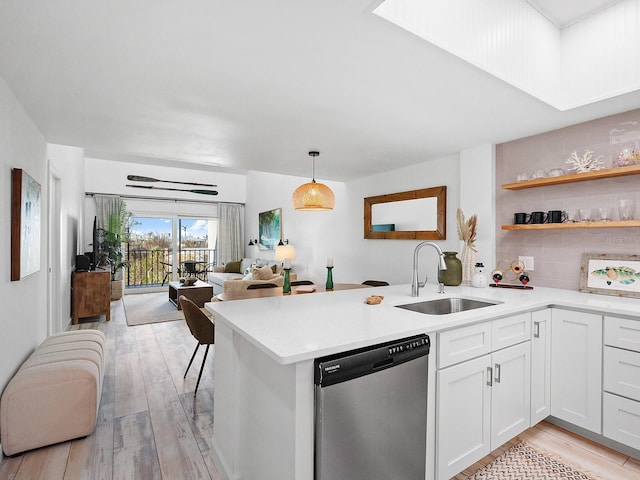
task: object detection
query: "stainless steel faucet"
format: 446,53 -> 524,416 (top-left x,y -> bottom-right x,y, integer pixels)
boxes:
411,241 -> 448,297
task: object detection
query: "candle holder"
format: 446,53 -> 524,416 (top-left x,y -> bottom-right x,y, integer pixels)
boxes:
283,268 -> 291,294
325,266 -> 334,291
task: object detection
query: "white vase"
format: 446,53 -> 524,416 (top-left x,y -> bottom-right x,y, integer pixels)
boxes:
461,244 -> 477,285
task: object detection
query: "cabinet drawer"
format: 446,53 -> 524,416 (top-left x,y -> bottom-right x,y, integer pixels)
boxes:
492,313 -> 531,351
604,346 -> 640,401
605,316 -> 640,352
438,322 -> 491,368
603,392 -> 640,451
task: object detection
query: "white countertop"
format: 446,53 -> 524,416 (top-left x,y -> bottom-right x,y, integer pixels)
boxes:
205,283 -> 640,365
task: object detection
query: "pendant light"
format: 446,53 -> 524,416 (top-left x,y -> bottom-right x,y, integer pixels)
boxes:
292,151 -> 335,211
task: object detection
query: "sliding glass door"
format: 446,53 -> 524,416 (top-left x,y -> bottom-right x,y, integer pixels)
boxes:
177,217 -> 218,280
125,215 -> 218,289
127,216 -> 174,288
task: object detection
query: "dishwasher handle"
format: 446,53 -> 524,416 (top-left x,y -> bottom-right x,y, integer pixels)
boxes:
373,358 -> 394,370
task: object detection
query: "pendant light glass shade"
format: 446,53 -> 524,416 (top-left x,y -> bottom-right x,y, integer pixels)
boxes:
292,151 -> 335,211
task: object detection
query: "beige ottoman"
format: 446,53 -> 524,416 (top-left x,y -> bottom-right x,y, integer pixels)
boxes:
0,330 -> 105,456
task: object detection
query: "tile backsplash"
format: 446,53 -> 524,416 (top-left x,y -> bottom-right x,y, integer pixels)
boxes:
496,108 -> 640,290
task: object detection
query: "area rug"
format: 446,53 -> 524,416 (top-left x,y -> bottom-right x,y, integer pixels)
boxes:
467,441 -> 599,480
123,292 -> 185,326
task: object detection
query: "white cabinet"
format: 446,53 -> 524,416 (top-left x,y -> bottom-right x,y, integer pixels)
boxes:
531,309 -> 551,424
550,309 -> 602,433
490,341 -> 531,447
437,354 -> 491,479
603,315 -> 640,450
436,313 -> 531,480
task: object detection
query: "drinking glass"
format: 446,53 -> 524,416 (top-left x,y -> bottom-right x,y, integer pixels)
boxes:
598,207 -> 612,222
618,199 -> 635,221
578,208 -> 592,222
563,210 -> 577,223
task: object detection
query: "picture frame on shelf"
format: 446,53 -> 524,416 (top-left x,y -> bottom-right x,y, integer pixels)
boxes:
579,253 -> 640,298
11,168 -> 41,281
258,208 -> 282,251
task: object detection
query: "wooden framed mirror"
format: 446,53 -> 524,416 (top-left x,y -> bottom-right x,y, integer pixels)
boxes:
364,186 -> 446,240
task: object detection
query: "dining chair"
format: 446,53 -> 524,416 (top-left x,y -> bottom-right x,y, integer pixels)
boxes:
179,295 -> 214,396
247,283 -> 279,289
183,261 -> 214,281
361,280 -> 390,287
160,261 -> 172,286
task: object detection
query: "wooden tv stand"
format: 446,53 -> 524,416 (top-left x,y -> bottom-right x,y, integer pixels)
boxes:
71,270 -> 111,325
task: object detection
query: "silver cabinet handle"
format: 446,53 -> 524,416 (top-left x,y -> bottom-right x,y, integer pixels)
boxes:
487,366 -> 493,386
494,363 -> 501,383
534,321 -> 540,338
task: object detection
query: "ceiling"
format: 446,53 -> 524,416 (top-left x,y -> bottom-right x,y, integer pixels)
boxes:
527,0 -> 623,27
0,0 -> 638,182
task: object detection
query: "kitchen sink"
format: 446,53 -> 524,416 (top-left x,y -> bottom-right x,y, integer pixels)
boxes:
395,297 -> 501,315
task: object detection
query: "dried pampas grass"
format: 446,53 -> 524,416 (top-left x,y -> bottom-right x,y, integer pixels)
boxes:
457,208 -> 477,250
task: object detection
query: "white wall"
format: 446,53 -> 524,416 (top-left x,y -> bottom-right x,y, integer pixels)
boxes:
84,157 -> 245,203
460,144 -> 496,272
345,154 -> 461,285
0,76 -> 48,391
47,143 -> 86,333
83,157 -> 246,252
244,171 -> 347,284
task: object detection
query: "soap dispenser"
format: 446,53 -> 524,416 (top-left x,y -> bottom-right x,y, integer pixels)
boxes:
471,262 -> 488,288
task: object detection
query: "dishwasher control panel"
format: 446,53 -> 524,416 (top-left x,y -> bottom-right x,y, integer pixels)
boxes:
388,336 -> 429,356
315,334 -> 430,387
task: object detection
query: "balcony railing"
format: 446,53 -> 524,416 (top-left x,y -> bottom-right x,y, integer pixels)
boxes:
125,247 -> 217,287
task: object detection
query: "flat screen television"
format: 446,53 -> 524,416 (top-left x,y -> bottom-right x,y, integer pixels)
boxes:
82,217 -> 99,271
87,216 -> 99,270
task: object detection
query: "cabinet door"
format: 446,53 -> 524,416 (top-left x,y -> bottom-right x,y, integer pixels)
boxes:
436,355 -> 491,480
531,309 -> 551,424
551,309 -> 602,433
491,341 -> 531,447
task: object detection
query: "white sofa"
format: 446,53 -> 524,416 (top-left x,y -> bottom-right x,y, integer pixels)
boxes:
208,258 -> 295,294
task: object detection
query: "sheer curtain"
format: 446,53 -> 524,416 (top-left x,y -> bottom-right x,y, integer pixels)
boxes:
217,203 -> 244,264
94,195 -> 128,232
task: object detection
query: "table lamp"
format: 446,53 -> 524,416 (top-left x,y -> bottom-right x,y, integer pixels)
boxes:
275,244 -> 296,293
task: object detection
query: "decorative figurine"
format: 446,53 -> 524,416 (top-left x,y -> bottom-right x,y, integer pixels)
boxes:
471,263 -> 488,288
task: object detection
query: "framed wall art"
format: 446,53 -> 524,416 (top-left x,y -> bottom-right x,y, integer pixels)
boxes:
258,208 -> 282,251
11,168 -> 41,281
579,253 -> 640,298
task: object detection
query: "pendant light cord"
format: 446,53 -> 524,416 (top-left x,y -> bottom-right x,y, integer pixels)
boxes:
309,151 -> 319,183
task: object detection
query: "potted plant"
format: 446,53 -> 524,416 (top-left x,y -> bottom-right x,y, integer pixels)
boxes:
97,211 -> 131,300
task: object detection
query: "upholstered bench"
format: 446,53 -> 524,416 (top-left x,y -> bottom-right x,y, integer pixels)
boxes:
0,330 -> 105,456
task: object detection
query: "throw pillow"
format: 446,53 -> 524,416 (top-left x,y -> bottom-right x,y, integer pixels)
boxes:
242,272 -> 253,281
252,265 -> 276,280
224,260 -> 241,273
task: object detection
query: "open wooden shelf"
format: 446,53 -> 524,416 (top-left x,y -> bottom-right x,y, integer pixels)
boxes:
501,164 -> 640,190
502,220 -> 640,230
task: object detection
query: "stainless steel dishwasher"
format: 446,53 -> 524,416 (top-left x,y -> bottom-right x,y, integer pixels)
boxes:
314,334 -> 430,480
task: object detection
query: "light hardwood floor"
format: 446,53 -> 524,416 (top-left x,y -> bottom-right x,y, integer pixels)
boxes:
0,298 -> 219,480
2,298 -> 639,479
456,420 -> 640,480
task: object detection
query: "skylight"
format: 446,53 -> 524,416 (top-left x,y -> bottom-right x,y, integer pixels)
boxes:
373,0 -> 640,110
